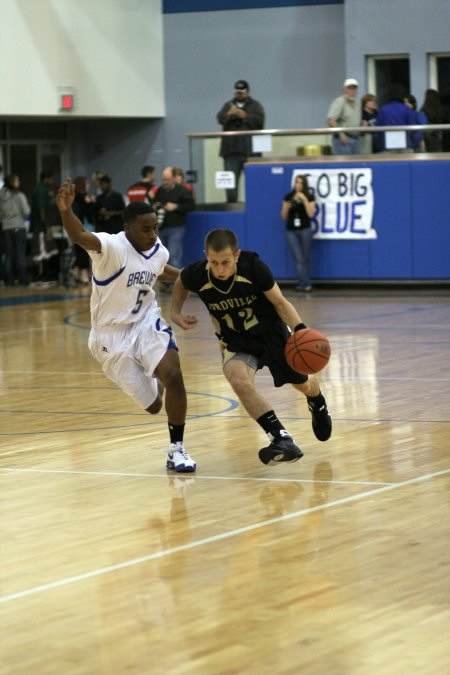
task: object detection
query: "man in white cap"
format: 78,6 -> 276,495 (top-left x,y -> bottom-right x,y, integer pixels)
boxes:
327,78 -> 361,154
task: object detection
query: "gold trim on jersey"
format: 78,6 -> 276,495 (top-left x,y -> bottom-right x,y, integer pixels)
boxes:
201,271 -> 252,295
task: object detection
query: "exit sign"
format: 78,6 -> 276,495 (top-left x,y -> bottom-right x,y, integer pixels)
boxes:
61,94 -> 74,110
58,87 -> 76,112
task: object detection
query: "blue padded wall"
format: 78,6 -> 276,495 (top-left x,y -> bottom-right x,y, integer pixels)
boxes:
184,158 -> 450,280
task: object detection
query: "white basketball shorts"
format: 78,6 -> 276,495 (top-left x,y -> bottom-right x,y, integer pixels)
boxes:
88,312 -> 177,409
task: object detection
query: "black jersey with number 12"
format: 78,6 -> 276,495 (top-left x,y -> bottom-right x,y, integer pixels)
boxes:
180,251 -> 283,348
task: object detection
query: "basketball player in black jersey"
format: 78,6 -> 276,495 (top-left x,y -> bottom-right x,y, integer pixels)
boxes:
171,228 -> 331,465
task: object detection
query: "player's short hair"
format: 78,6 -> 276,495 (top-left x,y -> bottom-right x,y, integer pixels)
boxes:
124,201 -> 155,225
141,165 -> 155,178
205,228 -> 238,253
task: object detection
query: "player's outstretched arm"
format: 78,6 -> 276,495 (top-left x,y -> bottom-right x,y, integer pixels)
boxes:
170,277 -> 198,330
56,178 -> 101,252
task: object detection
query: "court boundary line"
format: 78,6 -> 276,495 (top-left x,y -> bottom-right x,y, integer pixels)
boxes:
1,467 -> 448,605
0,466 -> 392,486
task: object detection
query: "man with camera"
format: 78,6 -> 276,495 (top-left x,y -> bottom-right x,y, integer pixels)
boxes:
217,80 -> 265,203
152,167 -> 195,291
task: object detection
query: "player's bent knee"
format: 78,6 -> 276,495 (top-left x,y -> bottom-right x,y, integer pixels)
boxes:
146,395 -> 163,415
229,376 -> 253,397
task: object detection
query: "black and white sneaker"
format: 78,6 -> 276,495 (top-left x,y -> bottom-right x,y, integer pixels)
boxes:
308,398 -> 332,441
258,436 -> 303,466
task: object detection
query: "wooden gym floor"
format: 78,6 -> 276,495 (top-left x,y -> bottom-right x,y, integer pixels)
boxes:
1,284 -> 449,675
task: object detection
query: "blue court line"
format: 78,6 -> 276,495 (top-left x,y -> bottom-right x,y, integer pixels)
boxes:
218,410 -> 450,424
1,411 -> 448,436
63,305 -> 450,334
0,385 -> 121,391
0,409 -> 170,416
311,307 -> 450,328
63,310 -> 89,329
285,291 -> 450,299
0,292 -> 89,307
0,390 -> 237,405
0,390 -> 240,435
0,289 -> 447,311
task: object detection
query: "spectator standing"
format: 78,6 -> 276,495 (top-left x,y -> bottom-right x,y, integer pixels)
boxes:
69,176 -> 96,285
91,170 -> 106,196
217,80 -> 265,203
152,167 -> 195,275
281,175 -> 316,293
361,93 -> 378,153
420,89 -> 445,152
376,83 -> 421,152
404,94 -> 426,152
0,165 -> 5,284
30,169 -> 59,286
0,173 -> 30,286
95,174 -> 126,234
173,167 -> 195,198
56,179 -> 196,473
327,78 -> 361,155
126,165 -> 156,204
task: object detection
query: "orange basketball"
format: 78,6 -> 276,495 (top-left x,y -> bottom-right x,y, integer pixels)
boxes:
285,328 -> 331,374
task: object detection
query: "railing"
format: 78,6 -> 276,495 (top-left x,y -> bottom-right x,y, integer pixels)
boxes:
187,124 -> 450,205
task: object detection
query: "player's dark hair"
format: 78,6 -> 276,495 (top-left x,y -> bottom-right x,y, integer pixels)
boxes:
141,165 -> 155,178
40,169 -> 54,181
205,228 -> 238,252
388,83 -> 407,103
421,88 -> 444,124
405,94 -> 417,110
124,201 -> 155,225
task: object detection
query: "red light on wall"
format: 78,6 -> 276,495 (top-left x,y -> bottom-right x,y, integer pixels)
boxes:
61,94 -> 74,111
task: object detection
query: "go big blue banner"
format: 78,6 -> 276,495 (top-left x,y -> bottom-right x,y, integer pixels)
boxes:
292,168 -> 377,240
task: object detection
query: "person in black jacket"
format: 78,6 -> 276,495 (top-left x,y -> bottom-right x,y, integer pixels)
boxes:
152,167 -> 195,289
95,174 -> 125,234
217,80 -> 265,203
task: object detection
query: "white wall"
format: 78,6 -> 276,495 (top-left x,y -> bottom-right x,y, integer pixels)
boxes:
0,0 -> 164,117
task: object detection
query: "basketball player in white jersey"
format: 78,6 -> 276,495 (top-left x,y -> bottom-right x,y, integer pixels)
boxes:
56,178 -> 196,472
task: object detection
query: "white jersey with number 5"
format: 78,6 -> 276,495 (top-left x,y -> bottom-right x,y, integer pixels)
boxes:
87,231 -> 169,327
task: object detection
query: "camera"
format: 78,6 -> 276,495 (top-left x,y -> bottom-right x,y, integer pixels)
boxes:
153,203 -> 165,226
